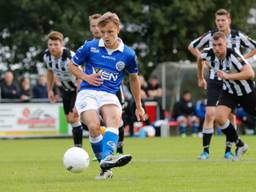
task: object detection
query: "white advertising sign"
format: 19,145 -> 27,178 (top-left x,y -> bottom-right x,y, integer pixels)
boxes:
0,103 -> 59,133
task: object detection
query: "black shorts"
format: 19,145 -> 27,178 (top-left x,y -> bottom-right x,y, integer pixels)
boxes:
218,90 -> 256,116
206,79 -> 223,106
60,88 -> 77,115
116,89 -> 125,108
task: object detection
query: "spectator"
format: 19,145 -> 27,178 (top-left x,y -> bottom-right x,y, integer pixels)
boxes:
172,90 -> 200,137
147,75 -> 164,119
0,71 -> 20,99
19,76 -> 31,102
32,74 -> 48,99
147,76 -> 162,99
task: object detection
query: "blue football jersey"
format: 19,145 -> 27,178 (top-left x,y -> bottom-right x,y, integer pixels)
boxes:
72,39 -> 139,94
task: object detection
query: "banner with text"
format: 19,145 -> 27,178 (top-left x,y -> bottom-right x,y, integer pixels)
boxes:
0,103 -> 61,136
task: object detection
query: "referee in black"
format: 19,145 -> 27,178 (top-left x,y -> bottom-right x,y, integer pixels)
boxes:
205,31 -> 255,161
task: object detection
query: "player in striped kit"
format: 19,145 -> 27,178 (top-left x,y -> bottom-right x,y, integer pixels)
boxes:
188,9 -> 256,160
210,32 -> 255,160
44,31 -> 83,148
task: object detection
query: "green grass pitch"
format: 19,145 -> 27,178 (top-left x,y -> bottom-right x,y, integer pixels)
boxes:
1,136 -> 256,192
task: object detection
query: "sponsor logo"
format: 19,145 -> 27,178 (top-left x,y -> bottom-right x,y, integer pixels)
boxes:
102,55 -> 116,61
92,67 -> 119,81
90,47 -> 99,53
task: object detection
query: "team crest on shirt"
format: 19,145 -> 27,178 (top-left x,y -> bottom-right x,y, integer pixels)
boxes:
116,61 -> 125,71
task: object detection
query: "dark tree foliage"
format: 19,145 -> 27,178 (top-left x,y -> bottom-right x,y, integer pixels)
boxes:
0,0 -> 255,78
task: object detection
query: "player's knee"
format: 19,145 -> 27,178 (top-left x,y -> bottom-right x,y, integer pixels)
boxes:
105,116 -> 121,128
205,110 -> 216,121
215,112 -> 226,125
87,122 -> 100,132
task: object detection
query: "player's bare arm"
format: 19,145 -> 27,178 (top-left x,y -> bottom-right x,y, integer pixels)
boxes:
217,64 -> 255,80
243,49 -> 256,59
129,74 -> 146,121
68,60 -> 103,86
197,57 -> 207,89
188,46 -> 201,58
47,69 -> 56,103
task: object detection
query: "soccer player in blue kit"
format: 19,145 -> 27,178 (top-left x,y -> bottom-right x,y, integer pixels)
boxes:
68,12 -> 145,179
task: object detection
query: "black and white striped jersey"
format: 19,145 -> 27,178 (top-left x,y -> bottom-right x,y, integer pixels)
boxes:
202,48 -> 255,96
189,29 -> 256,52
201,48 -> 226,81
43,48 -> 77,91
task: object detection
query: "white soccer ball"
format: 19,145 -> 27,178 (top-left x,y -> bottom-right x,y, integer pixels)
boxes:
63,147 -> 90,173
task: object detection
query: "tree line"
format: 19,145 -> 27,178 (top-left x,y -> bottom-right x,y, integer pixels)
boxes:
0,0 -> 255,78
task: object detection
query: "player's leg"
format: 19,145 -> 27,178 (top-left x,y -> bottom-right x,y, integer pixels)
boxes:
81,110 -> 102,161
229,91 -> 256,160
199,79 -> 222,160
116,121 -> 124,154
80,109 -> 112,179
224,112 -> 236,159
216,106 -> 247,161
198,106 -> 215,160
62,90 -> 83,147
100,103 -> 132,169
66,112 -> 83,147
217,92 -> 247,161
75,90 -> 105,162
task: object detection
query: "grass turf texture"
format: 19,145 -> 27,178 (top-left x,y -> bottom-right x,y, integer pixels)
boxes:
1,136 -> 256,192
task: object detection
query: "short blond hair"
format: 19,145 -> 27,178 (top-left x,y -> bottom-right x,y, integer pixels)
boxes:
215,9 -> 231,18
47,31 -> 64,42
97,12 -> 120,27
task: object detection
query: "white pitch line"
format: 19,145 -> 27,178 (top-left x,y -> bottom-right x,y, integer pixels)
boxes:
132,159 -> 256,163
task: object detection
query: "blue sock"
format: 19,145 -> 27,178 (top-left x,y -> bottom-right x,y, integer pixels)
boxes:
179,125 -> 187,134
89,135 -> 103,162
102,127 -> 119,159
192,125 -> 199,134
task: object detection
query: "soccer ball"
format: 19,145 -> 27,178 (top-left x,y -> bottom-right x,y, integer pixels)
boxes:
63,147 -> 90,173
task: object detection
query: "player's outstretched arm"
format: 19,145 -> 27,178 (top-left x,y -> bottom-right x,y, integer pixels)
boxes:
129,74 -> 146,121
